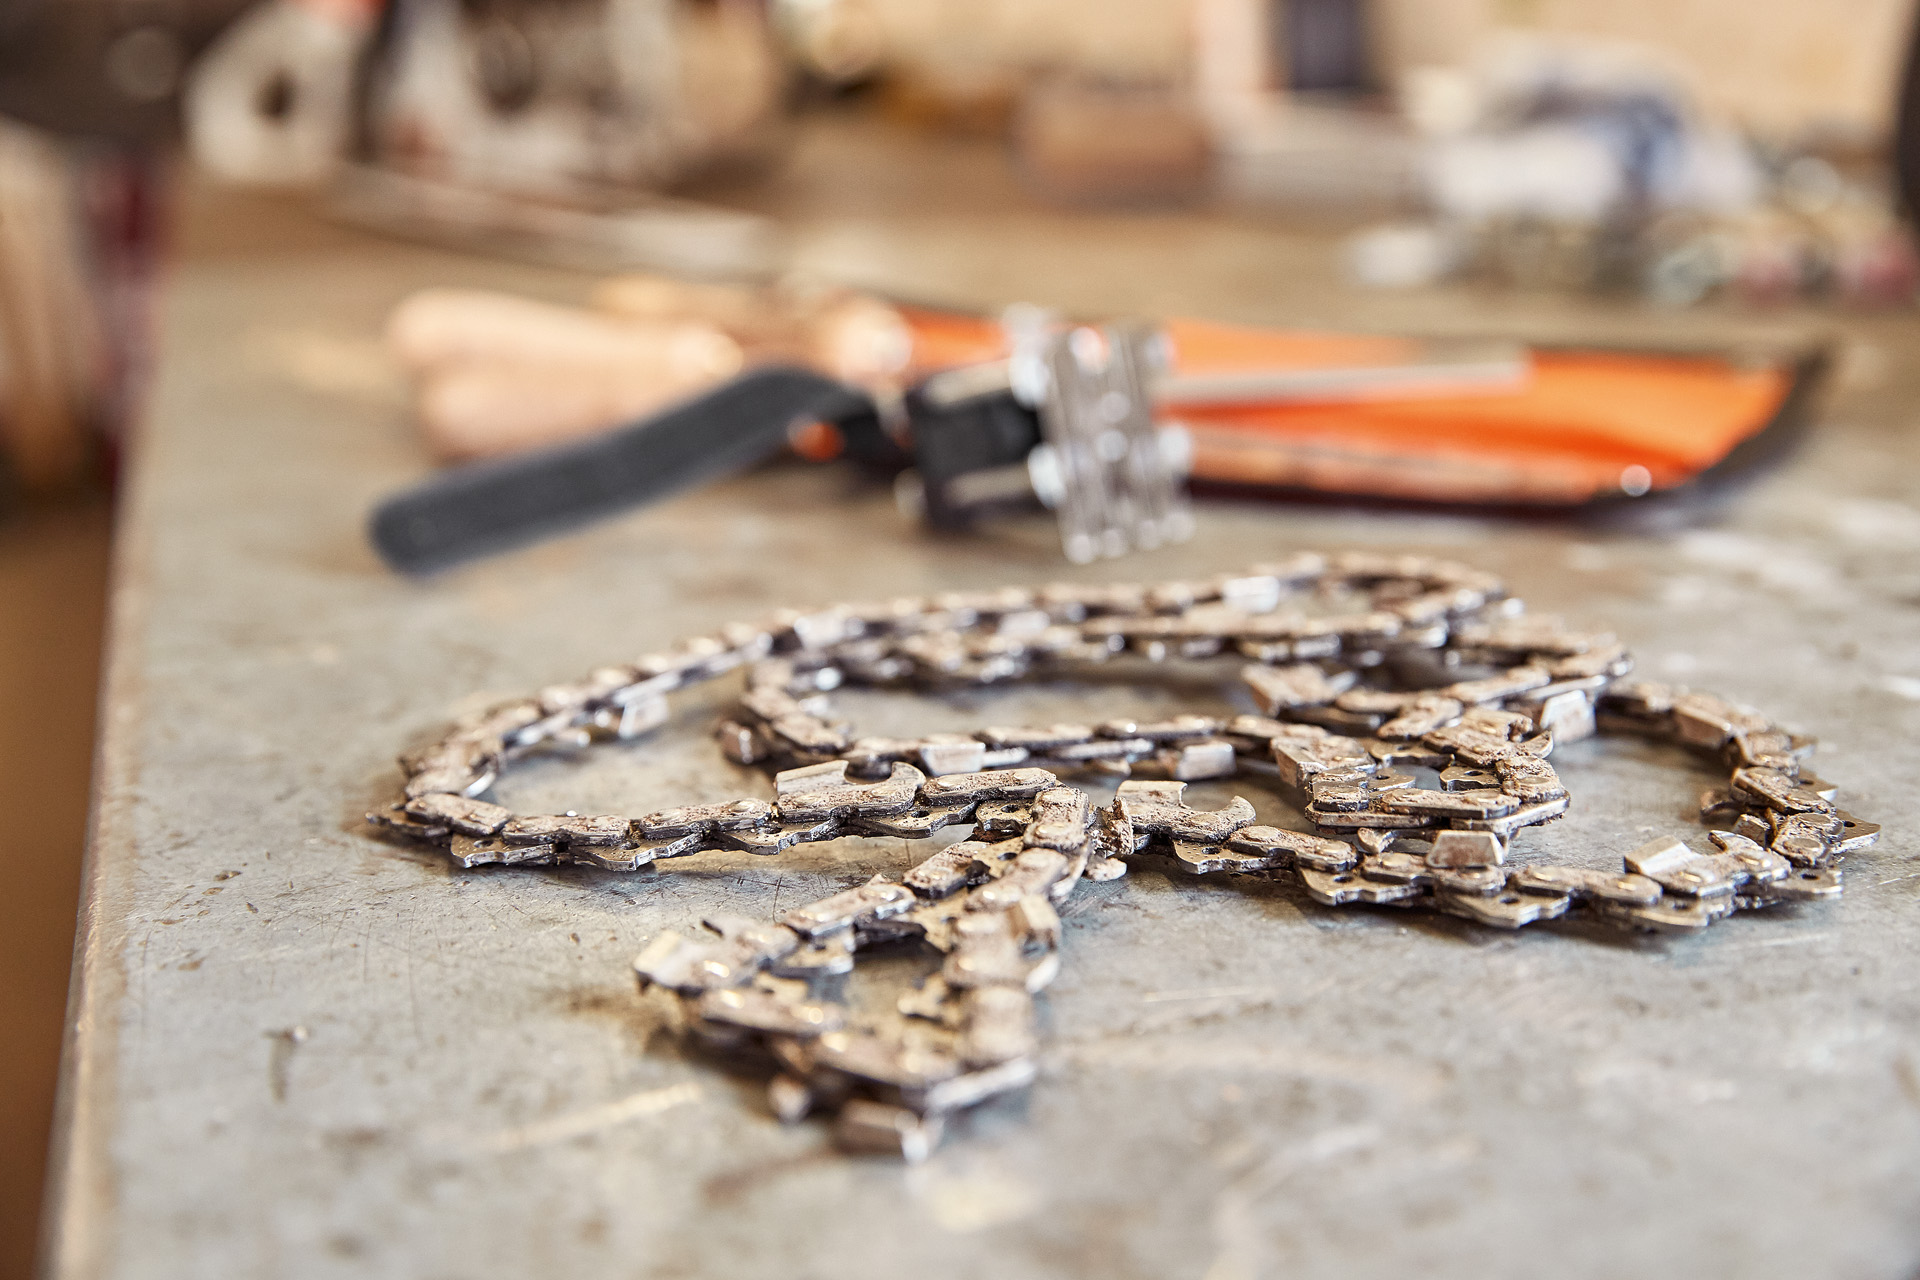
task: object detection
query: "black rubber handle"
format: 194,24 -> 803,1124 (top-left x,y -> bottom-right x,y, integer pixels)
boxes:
369,367 -> 861,574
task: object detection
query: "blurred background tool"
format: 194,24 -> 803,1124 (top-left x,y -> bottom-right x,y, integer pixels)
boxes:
184,0 -> 377,186
900,316 -> 1193,562
181,0 -> 789,273
368,304 -> 1190,571
882,310 -> 1818,512
384,275 -> 1537,459
351,0 -> 789,193
329,0 -> 789,275
377,275 -> 1823,547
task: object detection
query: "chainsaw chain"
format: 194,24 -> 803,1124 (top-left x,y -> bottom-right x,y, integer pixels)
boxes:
369,551 -> 1879,1159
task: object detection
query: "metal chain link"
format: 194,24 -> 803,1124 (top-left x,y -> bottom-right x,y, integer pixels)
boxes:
368,550 -> 1880,1159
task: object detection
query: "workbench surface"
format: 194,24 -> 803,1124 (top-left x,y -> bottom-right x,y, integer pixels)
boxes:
44,125 -> 1920,1280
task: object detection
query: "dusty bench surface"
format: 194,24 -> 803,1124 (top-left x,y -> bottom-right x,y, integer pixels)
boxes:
44,156 -> 1920,1280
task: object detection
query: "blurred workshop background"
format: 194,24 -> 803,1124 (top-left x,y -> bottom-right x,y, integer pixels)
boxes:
1,0 -> 1917,1271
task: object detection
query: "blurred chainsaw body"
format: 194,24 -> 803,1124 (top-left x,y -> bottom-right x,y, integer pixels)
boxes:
384,273 -> 1816,507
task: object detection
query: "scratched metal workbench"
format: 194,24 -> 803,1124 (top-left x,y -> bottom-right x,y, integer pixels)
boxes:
41,126 -> 1920,1280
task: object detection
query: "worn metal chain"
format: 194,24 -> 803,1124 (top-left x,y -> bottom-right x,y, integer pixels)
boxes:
368,550 -> 1880,1160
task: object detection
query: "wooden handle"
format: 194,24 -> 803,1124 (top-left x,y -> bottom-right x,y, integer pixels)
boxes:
387,288 -> 744,459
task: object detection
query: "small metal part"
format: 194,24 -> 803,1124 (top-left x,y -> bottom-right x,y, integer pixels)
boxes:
1698,787 -> 1744,821
1307,805 -> 1438,831
783,876 -> 917,937
1623,836 -> 1739,898
498,815 -> 568,845
958,985 -> 1038,1067
1730,767 -> 1834,815
715,719 -> 768,765
918,736 -> 990,776
1442,667 -> 1552,705
449,834 -> 557,867
1705,830 -> 1789,884
403,793 -> 513,836
920,768 -> 1060,806
768,1074 -> 814,1124
774,759 -> 851,793
1829,812 -> 1881,854
1516,688 -> 1596,743
973,800 -> 1036,839
1116,780 -> 1258,844
365,804 -> 450,842
1354,827 -> 1402,857
1429,865 -> 1507,896
404,765 -> 495,800
718,816 -> 840,855
1512,865 -> 1661,906
612,696 -> 670,741
905,843 -> 989,898
695,984 -> 844,1037
1427,830 -> 1505,868
941,911 -> 1032,987
1308,774 -> 1371,812
1024,788 -> 1091,852
1101,714 -> 1222,742
980,849 -> 1074,905
1600,894 -> 1735,933
1374,788 -> 1519,821
560,815 -> 633,846
636,798 -> 774,840
1377,695 -> 1465,740
1753,865 -> 1843,901
1270,730 -> 1375,790
1009,893 -> 1063,949
977,723 -> 1094,751
1671,692 -> 1760,748
1360,851 -> 1433,884
1437,888 -> 1569,929
567,839 -> 659,871
1421,723 -> 1519,767
1289,705 -> 1385,734
1453,795 -> 1571,837
1158,738 -> 1238,780
1438,764 -> 1499,792
1242,663 -> 1358,713
1495,756 -> 1566,803
1037,736 -> 1155,766
835,1099 -> 945,1162
1170,842 -> 1275,874
765,930 -> 857,979
1797,774 -> 1839,801
1298,865 -> 1425,906
633,930 -> 765,994
909,1057 -> 1039,1115
776,761 -> 926,823
1080,800 -> 1134,881
701,914 -> 804,960
848,803 -> 970,839
1228,825 -> 1357,871
1597,679 -> 1678,721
